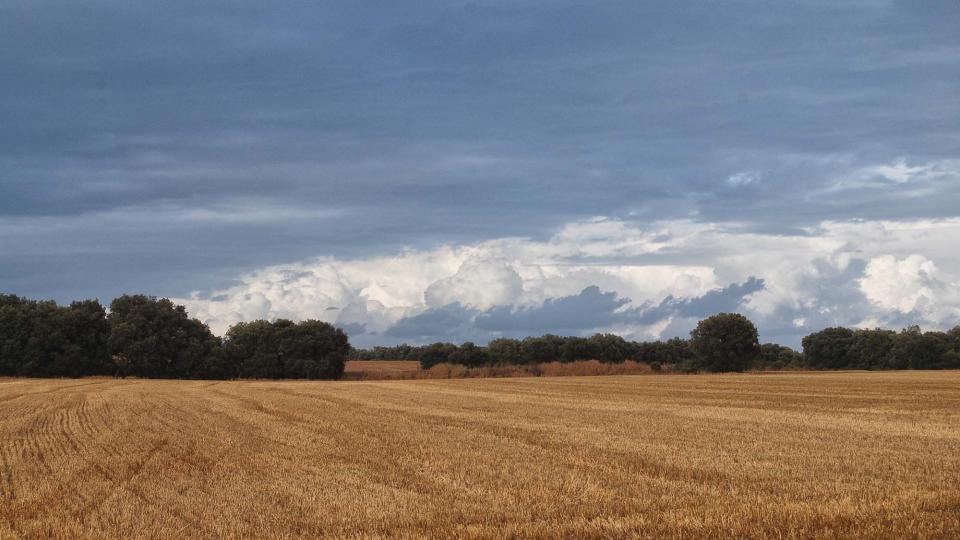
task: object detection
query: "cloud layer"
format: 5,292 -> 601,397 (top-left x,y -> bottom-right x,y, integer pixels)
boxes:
177,217 -> 960,347
2,2 -> 959,345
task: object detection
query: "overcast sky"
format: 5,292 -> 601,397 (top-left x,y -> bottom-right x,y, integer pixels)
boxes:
2,1 -> 959,347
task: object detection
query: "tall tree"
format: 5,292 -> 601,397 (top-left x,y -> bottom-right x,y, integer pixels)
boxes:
225,319 -> 349,379
889,326 -> 949,370
689,313 -> 761,372
108,295 -> 221,379
0,295 -> 111,377
802,327 -> 855,369
847,329 -> 896,370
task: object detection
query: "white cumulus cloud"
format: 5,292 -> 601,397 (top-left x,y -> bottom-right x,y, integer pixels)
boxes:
176,217 -> 960,346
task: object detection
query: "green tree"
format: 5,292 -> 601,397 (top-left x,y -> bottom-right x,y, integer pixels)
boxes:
560,337 -> 597,363
847,329 -> 896,370
689,313 -> 761,372
449,342 -> 489,367
487,338 -> 523,364
0,295 -> 111,377
419,342 -> 458,369
49,300 -> 113,376
889,326 -> 949,370
108,294 -> 221,379
224,319 -> 349,379
588,333 -> 631,363
520,335 -> 563,364
758,343 -> 803,370
802,327 -> 855,369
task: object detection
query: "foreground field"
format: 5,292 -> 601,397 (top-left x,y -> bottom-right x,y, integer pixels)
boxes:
1,372 -> 959,538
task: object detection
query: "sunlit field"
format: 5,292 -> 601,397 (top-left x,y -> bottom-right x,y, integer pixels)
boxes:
1,371 -> 959,538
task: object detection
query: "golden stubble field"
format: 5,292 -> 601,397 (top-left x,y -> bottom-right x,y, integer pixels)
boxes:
1,372 -> 959,539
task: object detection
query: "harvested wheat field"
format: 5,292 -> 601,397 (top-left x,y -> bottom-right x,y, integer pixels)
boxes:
1,372 -> 959,539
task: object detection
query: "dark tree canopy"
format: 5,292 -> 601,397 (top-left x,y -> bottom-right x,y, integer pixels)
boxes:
3,290 -> 959,379
759,343 -> 804,370
224,319 -> 349,379
521,335 -> 564,365
802,327 -> 855,369
847,329 -> 896,370
589,333 -> 632,363
108,294 -> 222,379
688,313 -> 761,372
449,341 -> 489,367
889,326 -> 949,370
486,338 -> 523,364
0,294 -> 112,377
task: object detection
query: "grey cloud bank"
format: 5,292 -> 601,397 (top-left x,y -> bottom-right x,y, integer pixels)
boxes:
1,1 -> 959,345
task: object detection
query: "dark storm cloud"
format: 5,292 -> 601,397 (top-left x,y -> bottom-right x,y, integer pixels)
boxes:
637,277 -> 766,324
383,279 -> 767,343
385,303 -> 480,341
2,0 -> 959,333
476,286 -> 629,332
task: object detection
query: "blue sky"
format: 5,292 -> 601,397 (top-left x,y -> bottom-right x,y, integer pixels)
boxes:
2,1 -> 959,347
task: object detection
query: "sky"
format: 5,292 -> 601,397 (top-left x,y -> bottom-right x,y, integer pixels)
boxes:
2,0 -> 959,348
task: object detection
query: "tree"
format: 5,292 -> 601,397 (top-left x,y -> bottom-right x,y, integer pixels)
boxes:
48,300 -> 113,376
948,326 -> 960,351
588,333 -> 631,363
758,343 -> 803,370
487,338 -> 523,364
449,342 -> 489,367
802,327 -> 855,369
224,319 -> 349,379
689,313 -> 761,372
560,337 -> 597,363
847,329 -> 896,370
419,342 -> 458,369
521,335 -> 563,364
661,337 -> 695,365
108,294 -> 221,379
942,327 -> 960,369
0,295 -> 111,377
889,326 -> 949,370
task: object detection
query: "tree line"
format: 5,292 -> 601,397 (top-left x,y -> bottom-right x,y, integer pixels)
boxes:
352,314 -> 960,373
4,292 -> 959,378
351,313 -> 782,372
802,326 -> 960,370
0,294 -> 349,379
